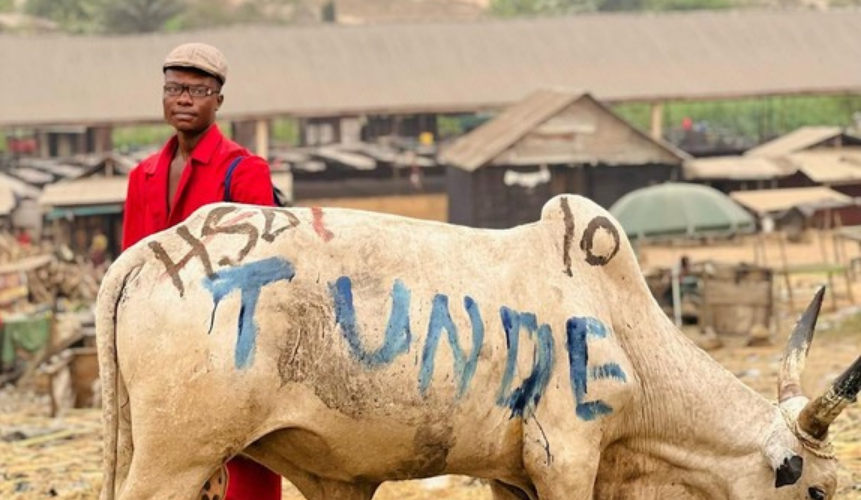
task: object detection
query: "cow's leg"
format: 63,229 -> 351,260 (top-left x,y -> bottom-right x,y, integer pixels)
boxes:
114,444 -> 225,500
118,461 -> 217,500
108,372 -> 135,499
521,419 -> 601,500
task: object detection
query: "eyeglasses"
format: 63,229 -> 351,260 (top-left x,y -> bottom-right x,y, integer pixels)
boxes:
163,83 -> 219,98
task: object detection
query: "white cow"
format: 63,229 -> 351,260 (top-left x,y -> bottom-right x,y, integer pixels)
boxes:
96,195 -> 860,500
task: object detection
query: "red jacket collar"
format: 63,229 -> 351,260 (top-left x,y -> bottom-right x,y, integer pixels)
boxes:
144,124 -> 224,175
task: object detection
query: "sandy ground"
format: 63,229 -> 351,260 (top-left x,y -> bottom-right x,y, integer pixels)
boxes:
2,230 -> 861,499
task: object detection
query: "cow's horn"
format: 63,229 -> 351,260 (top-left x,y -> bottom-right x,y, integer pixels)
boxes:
797,355 -> 861,441
778,287 -> 825,402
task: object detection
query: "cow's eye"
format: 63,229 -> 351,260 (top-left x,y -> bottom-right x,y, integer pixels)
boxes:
809,487 -> 826,500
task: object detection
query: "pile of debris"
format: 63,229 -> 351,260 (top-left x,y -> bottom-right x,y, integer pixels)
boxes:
0,230 -> 102,414
28,253 -> 101,304
0,232 -> 100,303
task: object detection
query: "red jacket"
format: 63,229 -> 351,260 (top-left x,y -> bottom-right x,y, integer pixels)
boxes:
122,124 -> 275,250
120,125 -> 282,500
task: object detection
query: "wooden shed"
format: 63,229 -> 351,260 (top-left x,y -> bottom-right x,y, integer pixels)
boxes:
777,149 -> 861,197
683,156 -> 786,193
686,127 -> 861,196
440,89 -> 687,228
38,155 -> 129,261
730,186 -> 856,222
729,186 -> 861,240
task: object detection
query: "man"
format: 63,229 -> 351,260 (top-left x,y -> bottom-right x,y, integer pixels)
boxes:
121,42 -> 282,500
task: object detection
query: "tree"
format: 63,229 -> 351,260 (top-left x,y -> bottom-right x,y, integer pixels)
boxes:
25,0 -> 184,33
235,0 -> 298,23
490,0 -> 731,15
491,0 -> 585,16
171,0 -> 235,30
25,0 -> 104,33
174,0 -> 298,30
647,0 -> 732,10
101,0 -> 185,33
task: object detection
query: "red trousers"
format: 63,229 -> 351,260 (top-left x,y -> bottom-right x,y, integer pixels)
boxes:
225,457 -> 282,500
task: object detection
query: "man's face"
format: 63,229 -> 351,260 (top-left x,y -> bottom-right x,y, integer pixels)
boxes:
162,68 -> 223,134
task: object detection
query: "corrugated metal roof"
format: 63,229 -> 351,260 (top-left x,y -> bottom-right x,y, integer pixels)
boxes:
744,126 -> 843,157
13,168 -> 54,185
786,149 -> 861,184
0,180 -> 16,216
441,88 -> 687,171
730,186 -> 851,215
683,155 -> 787,180
0,173 -> 41,200
38,177 -> 128,207
5,10 -> 861,126
440,88 -> 580,171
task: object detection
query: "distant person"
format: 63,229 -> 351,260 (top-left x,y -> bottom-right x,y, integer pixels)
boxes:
678,255 -> 700,298
88,232 -> 109,268
15,228 -> 31,247
679,255 -> 691,277
120,42 -> 281,500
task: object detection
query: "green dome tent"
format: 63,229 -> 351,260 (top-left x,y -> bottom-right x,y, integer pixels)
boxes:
609,182 -> 756,240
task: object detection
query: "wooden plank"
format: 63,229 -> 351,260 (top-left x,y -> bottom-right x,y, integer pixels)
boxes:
14,429 -> 78,447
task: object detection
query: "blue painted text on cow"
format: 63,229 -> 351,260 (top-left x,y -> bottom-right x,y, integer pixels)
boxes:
419,294 -> 485,399
497,307 -> 555,418
331,276 -> 625,422
566,317 -> 627,421
204,257 -> 296,369
330,276 -> 412,367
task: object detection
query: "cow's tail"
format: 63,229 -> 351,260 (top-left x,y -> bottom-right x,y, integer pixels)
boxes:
96,249 -> 144,500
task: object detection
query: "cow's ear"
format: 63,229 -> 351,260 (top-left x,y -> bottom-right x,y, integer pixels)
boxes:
774,455 -> 804,488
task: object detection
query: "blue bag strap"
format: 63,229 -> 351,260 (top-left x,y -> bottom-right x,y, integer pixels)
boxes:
223,156 -> 245,202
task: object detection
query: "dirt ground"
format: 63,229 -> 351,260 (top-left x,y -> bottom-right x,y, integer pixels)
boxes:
2,230 -> 861,499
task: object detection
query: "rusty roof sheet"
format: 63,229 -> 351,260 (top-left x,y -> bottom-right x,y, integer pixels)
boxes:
729,186 -> 851,215
744,126 -> 843,157
5,10 -> 861,126
441,88 -> 687,171
683,156 -> 788,180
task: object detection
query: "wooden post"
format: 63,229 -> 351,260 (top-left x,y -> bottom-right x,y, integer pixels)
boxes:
671,262 -> 682,328
255,119 -> 270,158
778,231 -> 795,314
754,233 -> 767,266
754,232 -> 781,334
833,211 -> 856,305
833,211 -> 844,264
650,102 -> 664,141
817,211 -> 830,266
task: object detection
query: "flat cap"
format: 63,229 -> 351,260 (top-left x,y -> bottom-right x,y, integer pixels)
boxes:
163,43 -> 228,84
